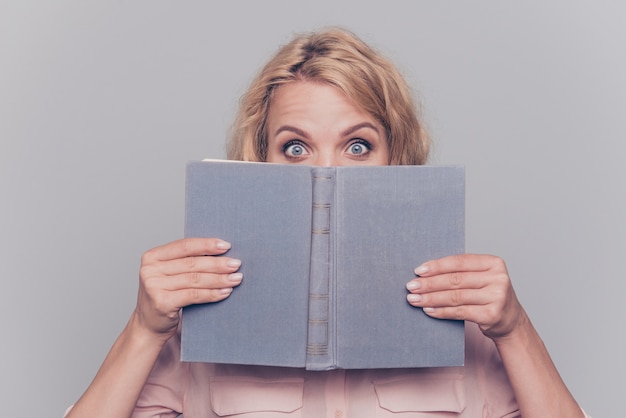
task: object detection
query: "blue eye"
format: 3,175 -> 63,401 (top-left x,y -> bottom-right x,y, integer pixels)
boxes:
347,140 -> 371,156
284,141 -> 309,157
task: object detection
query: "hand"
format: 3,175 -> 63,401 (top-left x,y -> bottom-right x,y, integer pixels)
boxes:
133,238 -> 243,340
406,254 -> 525,340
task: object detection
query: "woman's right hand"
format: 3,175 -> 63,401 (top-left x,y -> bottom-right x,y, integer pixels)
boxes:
133,237 -> 243,341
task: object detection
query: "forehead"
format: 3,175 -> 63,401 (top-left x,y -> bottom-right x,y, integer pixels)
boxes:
268,81 -> 373,122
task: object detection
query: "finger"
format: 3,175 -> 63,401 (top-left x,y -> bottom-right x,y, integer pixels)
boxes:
407,288 -> 492,308
406,271 -> 486,294
419,303 -> 503,327
162,272 -> 243,291
156,255 -> 241,276
167,287 -> 235,308
421,305 -> 475,321
414,254 -> 504,277
143,238 -> 232,263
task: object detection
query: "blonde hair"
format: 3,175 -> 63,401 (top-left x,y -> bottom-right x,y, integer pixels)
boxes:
227,27 -> 430,165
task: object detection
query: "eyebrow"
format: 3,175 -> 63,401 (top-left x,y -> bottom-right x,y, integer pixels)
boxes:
274,122 -> 380,138
340,122 -> 380,137
274,125 -> 309,138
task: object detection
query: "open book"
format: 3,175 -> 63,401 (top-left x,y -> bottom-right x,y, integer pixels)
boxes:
182,160 -> 465,370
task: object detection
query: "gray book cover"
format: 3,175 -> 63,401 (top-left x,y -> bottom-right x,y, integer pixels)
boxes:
182,160 -> 465,370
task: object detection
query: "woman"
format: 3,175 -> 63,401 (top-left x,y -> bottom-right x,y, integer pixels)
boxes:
66,28 -> 588,417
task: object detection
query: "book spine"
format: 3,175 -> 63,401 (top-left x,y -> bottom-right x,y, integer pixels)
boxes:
305,167 -> 336,370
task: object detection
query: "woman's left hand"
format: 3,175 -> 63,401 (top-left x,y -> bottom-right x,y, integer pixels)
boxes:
406,254 -> 525,341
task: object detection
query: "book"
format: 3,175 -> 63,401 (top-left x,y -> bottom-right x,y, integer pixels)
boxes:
182,159 -> 465,370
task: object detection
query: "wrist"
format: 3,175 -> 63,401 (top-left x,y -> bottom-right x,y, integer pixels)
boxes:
491,309 -> 535,349
126,310 -> 175,350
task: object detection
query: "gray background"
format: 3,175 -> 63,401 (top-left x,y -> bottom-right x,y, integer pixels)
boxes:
1,1 -> 624,416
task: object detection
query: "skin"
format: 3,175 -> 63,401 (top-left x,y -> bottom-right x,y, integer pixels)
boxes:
407,255 -> 584,417
67,81 -> 584,418
265,81 -> 389,166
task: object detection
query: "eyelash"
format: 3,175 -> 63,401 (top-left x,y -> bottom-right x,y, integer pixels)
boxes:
282,140 -> 307,159
281,138 -> 374,159
347,139 -> 373,156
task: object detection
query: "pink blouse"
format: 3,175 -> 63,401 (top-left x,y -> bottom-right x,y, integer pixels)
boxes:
132,323 -> 522,417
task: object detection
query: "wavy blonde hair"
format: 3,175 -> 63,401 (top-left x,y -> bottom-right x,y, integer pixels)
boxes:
226,27 -> 430,165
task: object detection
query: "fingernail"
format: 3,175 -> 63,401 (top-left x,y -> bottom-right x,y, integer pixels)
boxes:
227,258 -> 241,268
216,240 -> 231,250
406,280 -> 421,291
407,294 -> 422,303
220,288 -> 233,295
423,307 -> 436,313
228,272 -> 243,282
414,265 -> 429,276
